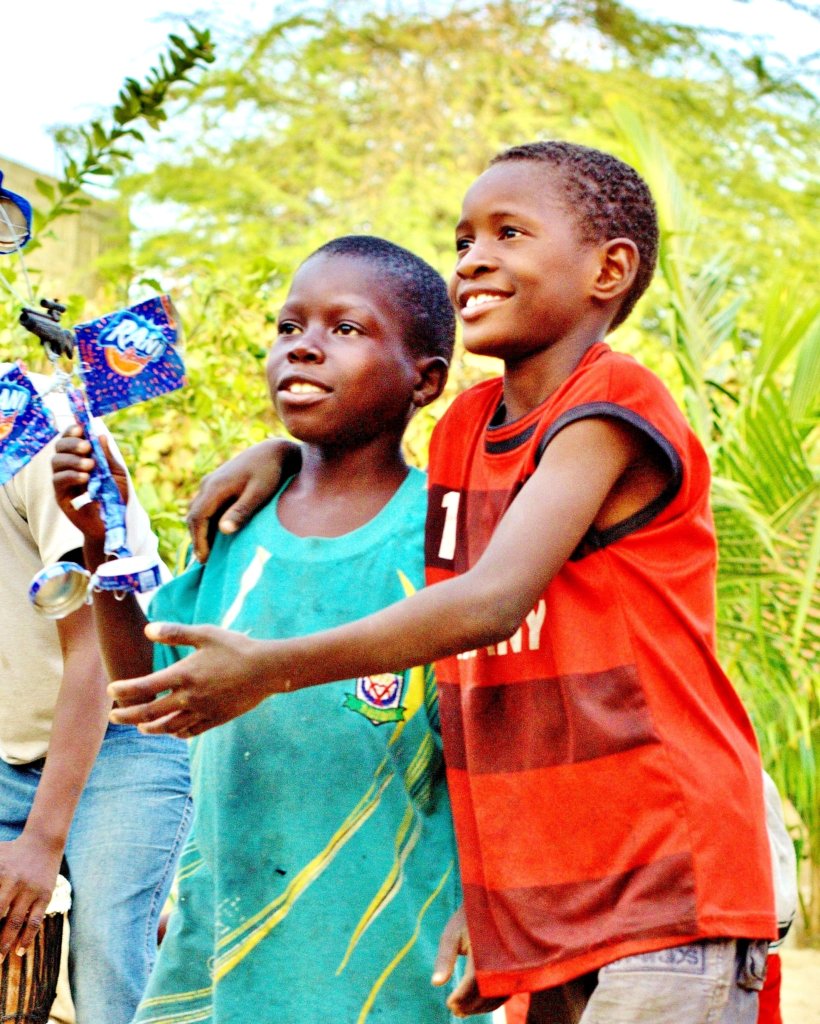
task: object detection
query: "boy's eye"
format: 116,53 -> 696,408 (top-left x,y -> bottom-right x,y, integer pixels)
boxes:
335,322 -> 362,336
455,237 -> 472,253
499,226 -> 523,239
278,322 -> 302,336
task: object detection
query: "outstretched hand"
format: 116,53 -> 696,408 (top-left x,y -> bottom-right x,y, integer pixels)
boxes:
108,622 -> 281,737
432,905 -> 509,1018
187,439 -> 300,563
52,425 -> 128,544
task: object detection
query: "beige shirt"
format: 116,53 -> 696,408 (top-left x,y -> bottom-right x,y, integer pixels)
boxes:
0,368 -> 163,764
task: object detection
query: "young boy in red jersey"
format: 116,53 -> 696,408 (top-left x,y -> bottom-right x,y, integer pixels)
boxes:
100,143 -> 776,1023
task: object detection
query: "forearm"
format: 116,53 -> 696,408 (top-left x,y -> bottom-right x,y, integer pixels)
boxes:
24,620 -> 110,852
110,417 -> 641,740
254,436 -> 613,697
84,538 -> 154,681
258,566 -> 524,697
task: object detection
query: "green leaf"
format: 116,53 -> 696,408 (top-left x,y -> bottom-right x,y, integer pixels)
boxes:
34,179 -> 55,200
790,314 -> 820,421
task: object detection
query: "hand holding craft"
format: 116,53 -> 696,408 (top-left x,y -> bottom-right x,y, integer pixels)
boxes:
52,425 -> 129,547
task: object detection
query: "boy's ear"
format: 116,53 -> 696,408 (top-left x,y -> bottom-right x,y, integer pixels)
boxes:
412,356 -> 449,409
592,238 -> 640,305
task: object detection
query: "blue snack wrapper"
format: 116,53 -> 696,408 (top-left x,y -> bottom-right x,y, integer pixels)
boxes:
0,365 -> 57,485
66,387 -> 130,558
76,295 -> 185,416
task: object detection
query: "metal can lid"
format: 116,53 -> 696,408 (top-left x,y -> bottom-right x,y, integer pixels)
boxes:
29,561 -> 91,619
93,554 -> 163,594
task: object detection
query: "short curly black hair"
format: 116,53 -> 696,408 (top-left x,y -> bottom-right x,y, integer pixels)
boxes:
490,141 -> 659,329
307,235 -> 455,363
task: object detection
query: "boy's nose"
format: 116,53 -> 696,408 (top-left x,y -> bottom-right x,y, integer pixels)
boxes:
286,338 -> 324,363
455,242 -> 497,278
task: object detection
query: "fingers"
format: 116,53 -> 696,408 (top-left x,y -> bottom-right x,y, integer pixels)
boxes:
188,483 -> 267,563
187,505 -> 213,565
445,973 -> 477,1017
432,907 -> 468,986
137,710 -> 191,737
187,439 -> 295,562
431,907 -> 506,1017
0,890 -> 47,961
217,478 -> 276,536
110,694 -> 179,723
144,620 -> 213,647
186,473 -> 247,564
107,652 -> 191,709
51,428 -> 109,540
11,901 -> 46,957
108,622 -> 214,709
444,957 -> 508,1018
140,710 -> 211,739
52,429 -> 95,493
447,984 -> 507,1019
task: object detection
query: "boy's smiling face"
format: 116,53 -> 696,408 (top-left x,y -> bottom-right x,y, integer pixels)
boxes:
450,161 -> 605,362
268,254 -> 421,448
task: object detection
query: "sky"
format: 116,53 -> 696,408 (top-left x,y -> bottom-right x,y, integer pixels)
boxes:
1,0 -> 816,177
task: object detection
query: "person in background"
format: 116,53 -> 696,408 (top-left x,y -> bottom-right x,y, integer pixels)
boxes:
0,365 -> 192,1024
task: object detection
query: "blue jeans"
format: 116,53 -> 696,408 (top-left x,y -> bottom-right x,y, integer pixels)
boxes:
0,723 -> 192,1024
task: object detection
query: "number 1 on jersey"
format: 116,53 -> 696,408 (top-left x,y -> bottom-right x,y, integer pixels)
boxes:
438,490 -> 460,560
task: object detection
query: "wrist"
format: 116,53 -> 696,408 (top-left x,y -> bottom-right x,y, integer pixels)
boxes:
20,820 -> 68,857
83,537 -> 107,571
253,638 -> 287,697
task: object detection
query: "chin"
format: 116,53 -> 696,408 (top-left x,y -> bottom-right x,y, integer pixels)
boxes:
462,332 -> 510,361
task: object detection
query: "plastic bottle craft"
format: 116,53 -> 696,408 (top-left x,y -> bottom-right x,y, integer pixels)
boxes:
0,167 -> 185,617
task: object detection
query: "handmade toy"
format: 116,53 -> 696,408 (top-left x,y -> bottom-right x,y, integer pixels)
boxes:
0,168 -> 185,616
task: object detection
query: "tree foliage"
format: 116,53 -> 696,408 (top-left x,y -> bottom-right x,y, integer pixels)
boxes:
111,0 -> 817,553
0,24 -> 216,367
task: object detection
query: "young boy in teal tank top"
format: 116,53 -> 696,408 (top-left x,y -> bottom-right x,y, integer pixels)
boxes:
53,236 -> 492,1023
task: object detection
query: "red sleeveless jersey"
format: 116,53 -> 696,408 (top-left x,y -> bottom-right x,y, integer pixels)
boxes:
425,343 -> 775,997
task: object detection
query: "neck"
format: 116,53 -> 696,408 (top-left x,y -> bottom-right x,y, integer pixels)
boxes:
302,440 -> 409,492
500,324 -> 607,423
277,438 -> 409,538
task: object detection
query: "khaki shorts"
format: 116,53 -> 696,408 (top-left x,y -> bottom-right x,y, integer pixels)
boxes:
527,939 -> 768,1024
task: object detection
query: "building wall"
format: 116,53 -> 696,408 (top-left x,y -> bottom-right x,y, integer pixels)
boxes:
0,157 -> 127,306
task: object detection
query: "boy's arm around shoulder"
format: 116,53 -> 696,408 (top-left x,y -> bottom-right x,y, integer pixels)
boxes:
51,426 -> 153,681
187,438 -> 301,563
107,417 -> 643,737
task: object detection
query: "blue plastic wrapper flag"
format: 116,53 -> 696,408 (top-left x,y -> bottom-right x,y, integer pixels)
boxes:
0,365 -> 57,485
76,295 -> 185,416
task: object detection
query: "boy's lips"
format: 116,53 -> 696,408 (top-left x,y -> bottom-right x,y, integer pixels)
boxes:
277,375 -> 332,402
458,289 -> 511,321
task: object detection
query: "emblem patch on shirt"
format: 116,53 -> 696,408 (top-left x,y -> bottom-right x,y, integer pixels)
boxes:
343,673 -> 406,725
